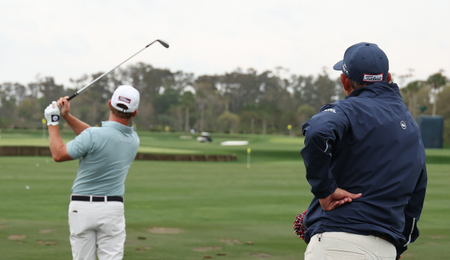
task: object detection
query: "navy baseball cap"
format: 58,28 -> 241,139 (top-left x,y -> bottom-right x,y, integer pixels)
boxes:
333,42 -> 389,84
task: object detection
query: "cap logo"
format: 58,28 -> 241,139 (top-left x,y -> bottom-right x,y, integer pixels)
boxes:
363,73 -> 383,82
342,63 -> 349,75
118,96 -> 131,104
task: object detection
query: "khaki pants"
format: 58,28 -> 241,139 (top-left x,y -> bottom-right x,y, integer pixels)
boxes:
305,232 -> 396,260
68,200 -> 126,260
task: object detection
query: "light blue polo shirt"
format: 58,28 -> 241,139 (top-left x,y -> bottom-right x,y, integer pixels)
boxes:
66,121 -> 139,196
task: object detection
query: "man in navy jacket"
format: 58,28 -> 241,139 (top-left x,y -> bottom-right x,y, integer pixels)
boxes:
301,42 -> 427,260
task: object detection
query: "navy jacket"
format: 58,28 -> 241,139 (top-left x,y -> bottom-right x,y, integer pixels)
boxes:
301,81 -> 427,256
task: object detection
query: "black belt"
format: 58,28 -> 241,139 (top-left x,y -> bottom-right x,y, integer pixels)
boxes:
71,195 -> 123,203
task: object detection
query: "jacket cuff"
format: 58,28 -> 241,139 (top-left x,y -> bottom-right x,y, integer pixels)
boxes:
312,182 -> 337,199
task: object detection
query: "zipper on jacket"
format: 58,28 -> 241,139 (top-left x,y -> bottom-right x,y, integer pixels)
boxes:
403,217 -> 416,247
318,233 -> 322,242
324,140 -> 330,154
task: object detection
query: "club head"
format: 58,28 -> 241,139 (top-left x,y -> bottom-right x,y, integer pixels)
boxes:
157,39 -> 169,48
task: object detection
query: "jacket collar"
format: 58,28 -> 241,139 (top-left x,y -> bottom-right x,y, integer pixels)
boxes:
346,81 -> 402,99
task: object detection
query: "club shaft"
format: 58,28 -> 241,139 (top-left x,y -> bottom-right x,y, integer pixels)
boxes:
68,39 -> 167,101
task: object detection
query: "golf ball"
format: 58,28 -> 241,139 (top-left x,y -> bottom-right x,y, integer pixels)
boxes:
26,186 -> 30,190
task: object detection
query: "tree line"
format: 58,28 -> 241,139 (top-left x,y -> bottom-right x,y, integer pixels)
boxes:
0,63 -> 448,142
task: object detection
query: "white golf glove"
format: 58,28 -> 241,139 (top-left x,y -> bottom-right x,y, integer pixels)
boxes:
44,101 -> 60,126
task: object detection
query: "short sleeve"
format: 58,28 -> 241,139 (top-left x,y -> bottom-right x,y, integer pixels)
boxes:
66,129 -> 94,159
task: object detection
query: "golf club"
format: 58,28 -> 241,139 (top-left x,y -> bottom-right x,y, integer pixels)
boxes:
68,39 -> 169,101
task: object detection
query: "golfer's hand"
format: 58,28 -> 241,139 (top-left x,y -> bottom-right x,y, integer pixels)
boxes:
56,96 -> 71,118
44,101 -> 60,126
319,188 -> 362,211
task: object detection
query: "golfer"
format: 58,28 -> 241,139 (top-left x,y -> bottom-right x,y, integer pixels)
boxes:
44,85 -> 140,260
300,43 -> 427,260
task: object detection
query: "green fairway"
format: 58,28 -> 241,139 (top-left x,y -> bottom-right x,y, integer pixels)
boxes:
0,130 -> 449,259
0,157 -> 308,259
0,129 -> 305,162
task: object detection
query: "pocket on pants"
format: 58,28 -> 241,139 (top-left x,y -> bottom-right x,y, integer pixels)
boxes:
99,210 -> 125,236
68,208 -> 86,235
324,249 -> 366,260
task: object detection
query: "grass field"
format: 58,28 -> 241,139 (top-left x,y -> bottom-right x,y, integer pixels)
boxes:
0,129 -> 449,259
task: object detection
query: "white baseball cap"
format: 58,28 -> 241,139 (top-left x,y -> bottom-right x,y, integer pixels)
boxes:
111,85 -> 140,113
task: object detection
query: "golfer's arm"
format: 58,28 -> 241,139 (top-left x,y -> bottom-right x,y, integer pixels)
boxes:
63,113 -> 90,135
48,125 -> 73,162
301,109 -> 349,198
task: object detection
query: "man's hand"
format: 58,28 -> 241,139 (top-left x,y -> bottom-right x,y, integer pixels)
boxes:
319,188 -> 362,211
44,101 -> 60,126
56,96 -> 70,118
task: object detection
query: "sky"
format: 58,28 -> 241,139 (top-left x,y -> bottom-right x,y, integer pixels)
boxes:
0,0 -> 449,89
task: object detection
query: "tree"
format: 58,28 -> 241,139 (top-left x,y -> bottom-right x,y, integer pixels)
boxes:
123,63 -> 175,103
402,80 -> 423,119
394,68 -> 414,88
256,103 -> 276,135
291,75 -> 317,109
239,103 -> 258,134
219,68 -> 263,114
119,63 -> 180,130
180,91 -> 195,133
217,110 -> 240,133
154,88 -> 181,115
426,72 -> 447,116
314,69 -> 340,107
17,98 -> 43,128
414,86 -> 433,116
68,73 -> 112,126
0,82 -> 27,107
436,86 -> 450,120
38,77 -> 66,105
296,104 -> 316,128
194,75 -> 219,131
0,96 -> 17,128
14,62 -> 450,136
0,83 -> 21,127
257,71 -> 288,133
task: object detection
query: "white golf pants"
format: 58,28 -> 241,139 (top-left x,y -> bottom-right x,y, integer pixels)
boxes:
68,200 -> 126,260
305,232 -> 396,260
